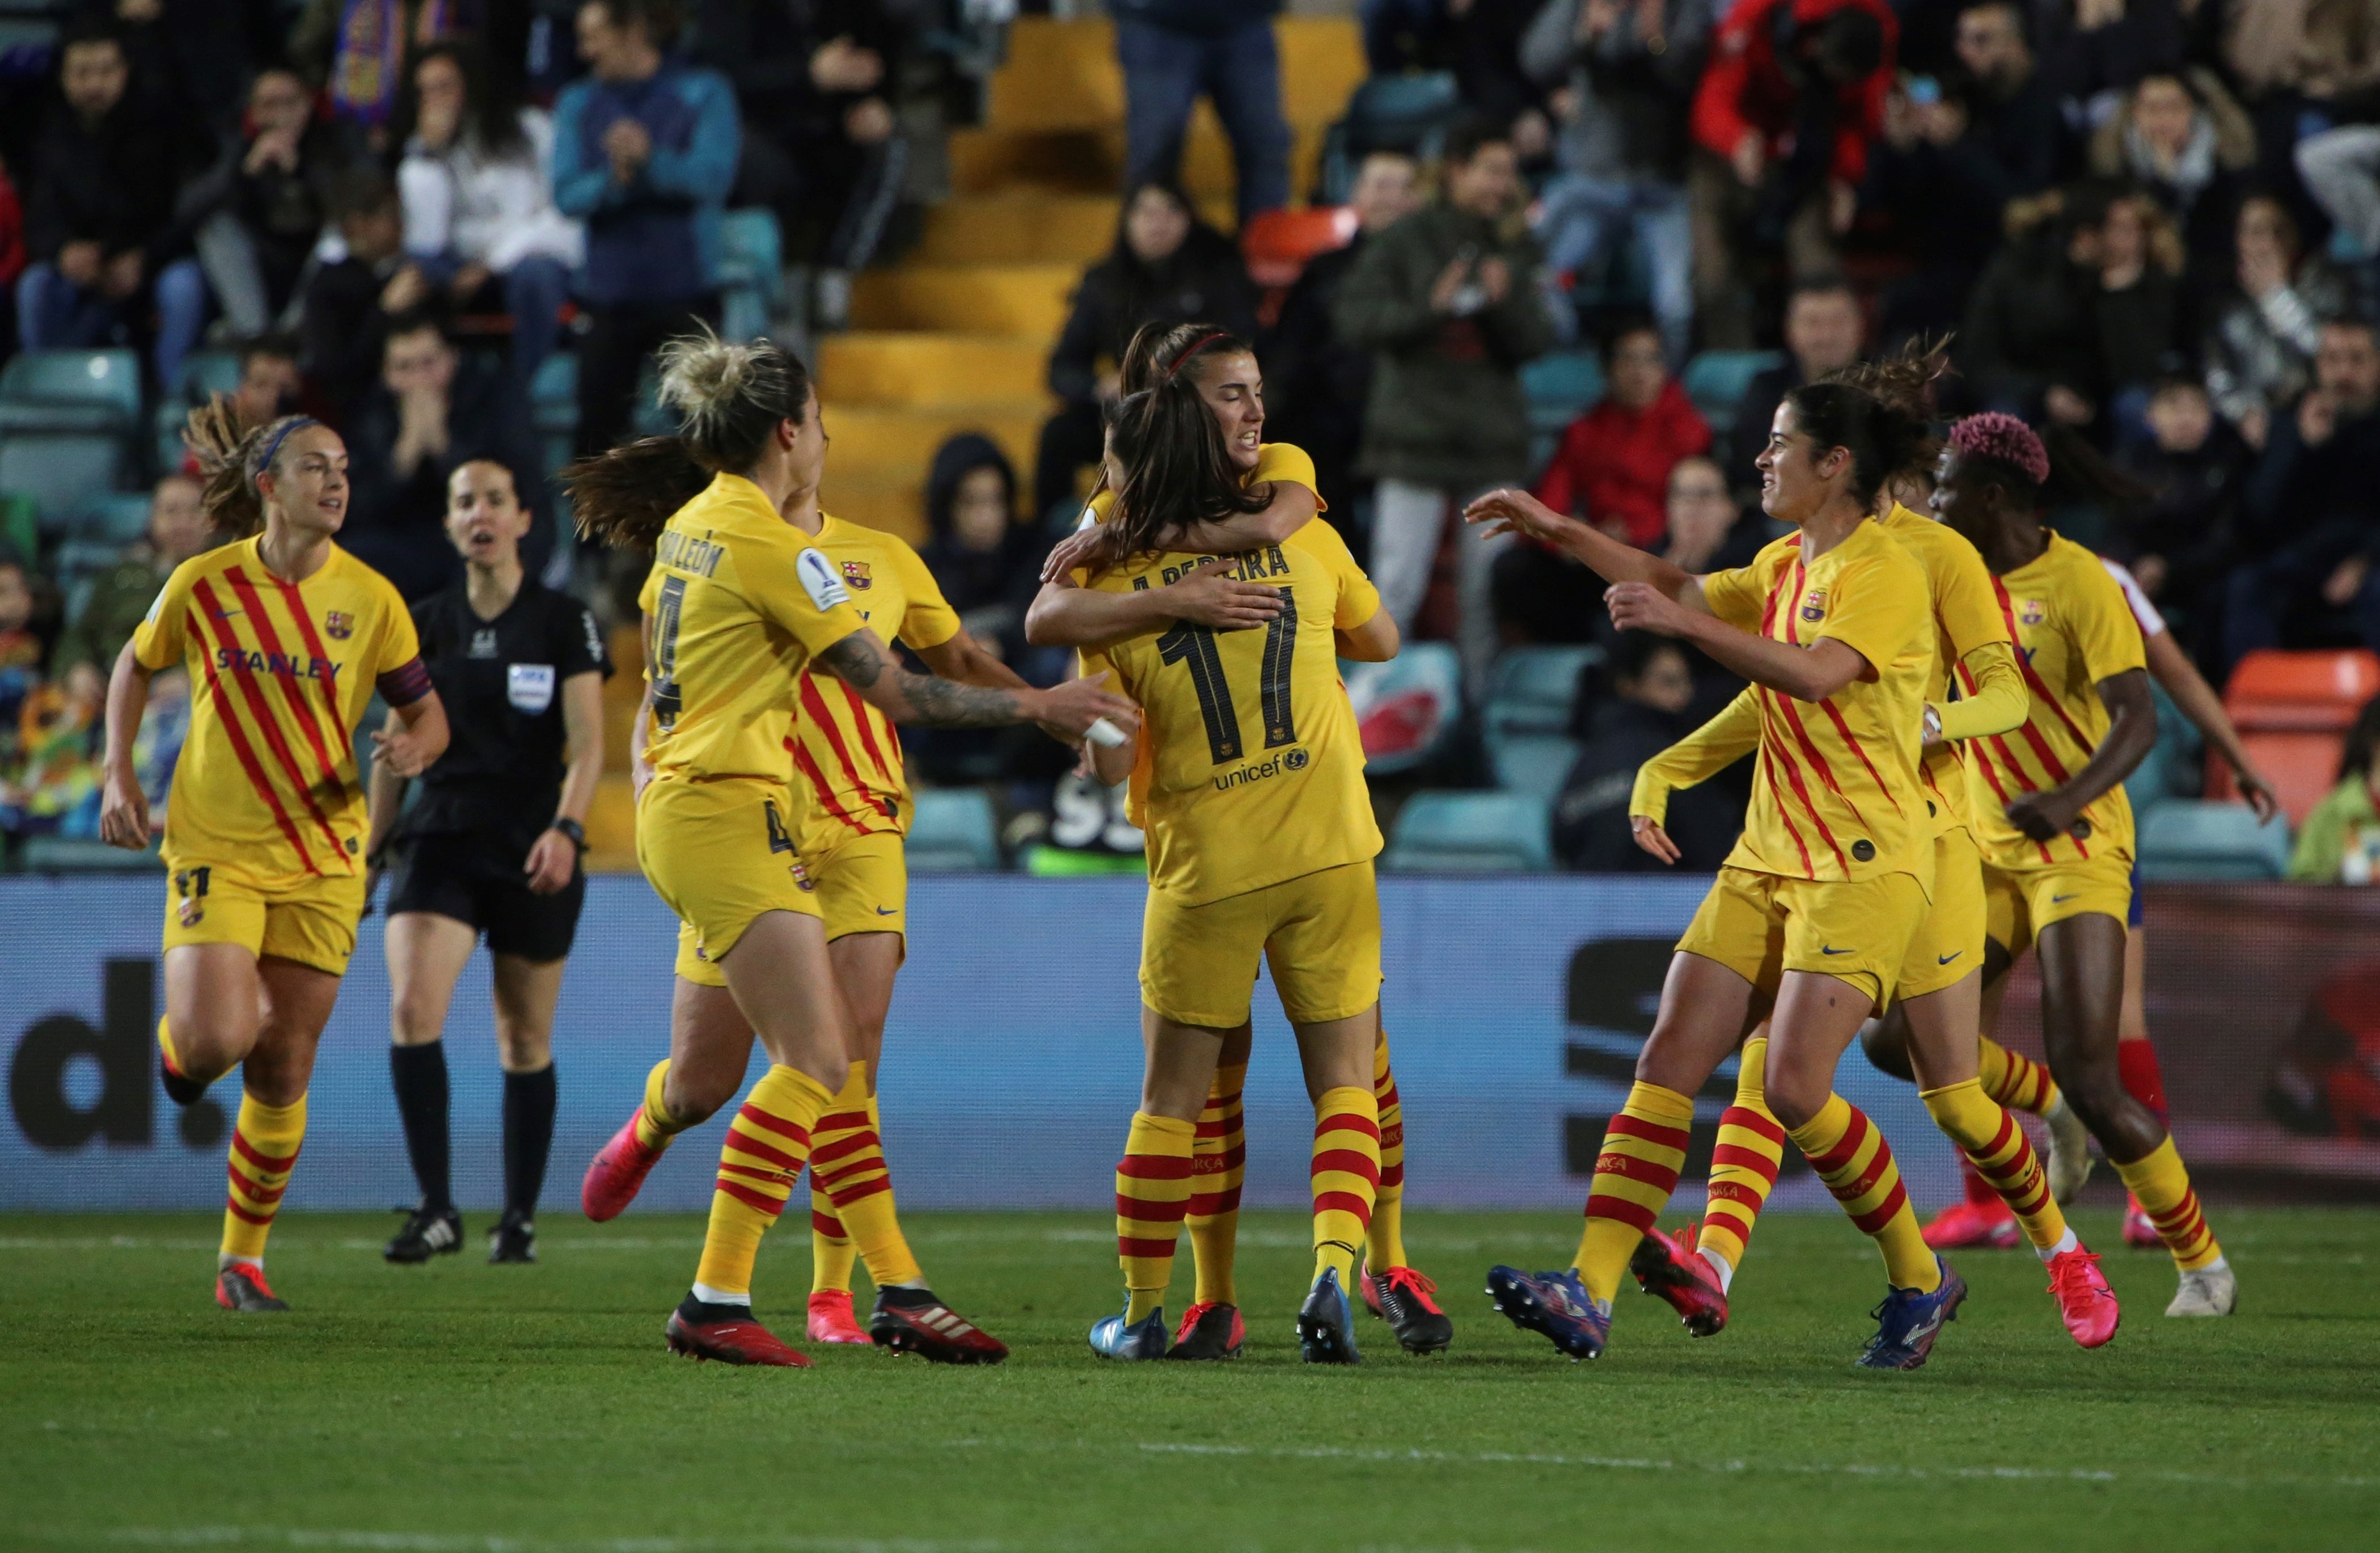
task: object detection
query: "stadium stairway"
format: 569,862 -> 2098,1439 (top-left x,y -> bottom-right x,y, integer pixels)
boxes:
585,15 -> 1367,867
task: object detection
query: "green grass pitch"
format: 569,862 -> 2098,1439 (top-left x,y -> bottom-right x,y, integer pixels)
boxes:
5,1206 -> 2376,1553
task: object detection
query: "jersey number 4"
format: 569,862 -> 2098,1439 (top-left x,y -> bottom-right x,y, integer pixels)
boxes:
1156,591 -> 1299,766
650,575 -> 687,731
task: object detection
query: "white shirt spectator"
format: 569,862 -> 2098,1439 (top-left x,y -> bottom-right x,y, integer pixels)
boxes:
399,108 -> 581,273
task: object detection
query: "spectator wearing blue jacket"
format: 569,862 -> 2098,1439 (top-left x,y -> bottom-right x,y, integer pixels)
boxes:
552,0 -> 739,459
1113,0 -> 1291,225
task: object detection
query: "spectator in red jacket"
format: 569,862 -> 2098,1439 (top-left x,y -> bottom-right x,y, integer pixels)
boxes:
1688,0 -> 1894,348
1534,316 -> 1713,548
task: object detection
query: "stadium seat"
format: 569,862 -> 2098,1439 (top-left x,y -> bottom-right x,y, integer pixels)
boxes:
2134,800 -> 2292,883
1681,351 -> 1783,437
0,349 -> 142,434
1345,641 -> 1461,776
531,353 -> 578,434
70,491 -> 154,546
1318,71 -> 1462,200
1485,733 -> 1578,800
716,208 -> 785,340
152,351 -> 244,469
2125,679 -> 2192,818
1241,205 -> 1358,288
1482,644 -> 1599,742
1522,351 -> 1606,439
1381,790 -> 1553,873
906,787 -> 1001,872
0,433 -> 122,532
21,835 -> 161,872
2208,649 -> 2380,824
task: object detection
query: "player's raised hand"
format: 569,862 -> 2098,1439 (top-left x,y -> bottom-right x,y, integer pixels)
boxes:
1032,671 -> 1139,740
1630,814 -> 1681,864
99,766 -> 150,850
1168,556 -> 1284,630
1464,488 -> 1573,545
1605,581 -> 1691,636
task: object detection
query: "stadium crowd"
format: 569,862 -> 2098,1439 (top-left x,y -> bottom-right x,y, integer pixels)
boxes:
1,0 -> 2377,878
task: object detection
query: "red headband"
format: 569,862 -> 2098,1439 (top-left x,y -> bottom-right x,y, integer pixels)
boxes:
1162,332 -> 1228,382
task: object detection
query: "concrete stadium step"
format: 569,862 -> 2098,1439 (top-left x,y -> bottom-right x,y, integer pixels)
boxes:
818,331 -> 1048,408
914,194 -> 1119,265
986,16 -> 1364,135
825,403 -> 1041,489
849,264 -> 1078,336
949,120 -> 1330,210
821,467 -> 930,545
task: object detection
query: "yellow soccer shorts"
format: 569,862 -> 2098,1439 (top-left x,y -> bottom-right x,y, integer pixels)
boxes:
1982,850 -> 2134,957
161,860 -> 367,977
1895,827 -> 1989,1001
1675,866 -> 1930,1010
673,827 -> 904,985
1141,860 -> 1383,1028
642,775 -> 819,982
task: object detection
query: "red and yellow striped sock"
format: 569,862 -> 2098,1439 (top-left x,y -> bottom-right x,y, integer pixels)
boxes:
221,1092 -> 306,1265
1367,1028 -> 1410,1272
1572,1082 -> 1693,1304
810,1064 -> 920,1288
1185,1060 -> 1247,1307
1791,1094 -> 1941,1293
1117,1111 -> 1195,1323
2112,1136 -> 2223,1271
808,1192 -> 855,1295
1922,1079 -> 2068,1252
1697,1036 -> 1782,1284
1979,1036 -> 2060,1115
1311,1086 -> 1380,1284
690,1065 -> 833,1302
632,1058 -> 686,1152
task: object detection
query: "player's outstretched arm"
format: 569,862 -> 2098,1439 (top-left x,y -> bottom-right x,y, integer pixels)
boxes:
2141,628 -> 2280,822
1607,582 -> 1869,703
1933,642 -> 2027,744
1025,556 -> 1284,649
915,630 -> 1088,748
817,627 -> 1136,736
1166,480 -> 1318,556
2006,668 -> 2158,842
97,638 -> 155,850
1462,488 -> 1707,607
1629,687 -> 1759,865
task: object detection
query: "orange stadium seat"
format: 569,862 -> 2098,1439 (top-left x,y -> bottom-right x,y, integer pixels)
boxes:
2207,649 -> 2380,824
1241,205 -> 1359,299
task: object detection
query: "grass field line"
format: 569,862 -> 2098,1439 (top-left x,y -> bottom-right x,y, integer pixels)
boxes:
39,1528 -> 1529,1553
1128,1440 -> 2380,1491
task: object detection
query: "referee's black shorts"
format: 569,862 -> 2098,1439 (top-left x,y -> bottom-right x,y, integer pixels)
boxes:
384,830 -> 586,962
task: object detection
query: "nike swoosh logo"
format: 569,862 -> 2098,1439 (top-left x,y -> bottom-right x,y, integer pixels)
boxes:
2051,893 -> 2078,904
1937,952 -> 1962,965
874,906 -> 899,915
1820,946 -> 1853,956
209,607 -> 242,619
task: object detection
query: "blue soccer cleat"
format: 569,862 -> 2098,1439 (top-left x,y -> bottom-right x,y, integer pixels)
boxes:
1296,1268 -> 1362,1364
1088,1302 -> 1169,1361
1485,1264 -> 1610,1361
1856,1256 -> 1968,1370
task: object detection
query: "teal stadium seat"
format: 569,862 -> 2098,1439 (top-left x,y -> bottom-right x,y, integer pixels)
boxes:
716,208 -> 787,343
1486,733 -> 1578,800
531,353 -> 578,432
154,351 -> 243,469
73,491 -> 154,546
906,788 -> 1001,872
1522,351 -> 1606,439
2124,680 -> 2192,820
2134,800 -> 2291,883
1345,640 -> 1461,776
1482,644 -> 1597,741
0,434 -> 122,532
21,835 -> 162,872
0,349 -> 142,434
1682,351 -> 1783,438
1383,790 -> 1554,872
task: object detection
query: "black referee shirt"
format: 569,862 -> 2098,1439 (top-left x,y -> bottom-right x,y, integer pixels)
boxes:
400,579 -> 612,854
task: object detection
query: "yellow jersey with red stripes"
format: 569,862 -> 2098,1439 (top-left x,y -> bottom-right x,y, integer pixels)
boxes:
1700,518 -> 1934,885
1959,531 -> 2146,868
1875,502 -> 2013,838
785,516 -> 961,853
636,473 -> 871,785
1077,518 -> 1382,906
131,537 -> 425,889
1083,441 -> 1324,526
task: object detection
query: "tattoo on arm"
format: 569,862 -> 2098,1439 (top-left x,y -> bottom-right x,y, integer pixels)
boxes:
895,669 -> 1022,728
817,632 -> 885,689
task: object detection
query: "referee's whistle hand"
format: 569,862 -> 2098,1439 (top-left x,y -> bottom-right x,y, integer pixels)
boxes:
524,831 -> 577,894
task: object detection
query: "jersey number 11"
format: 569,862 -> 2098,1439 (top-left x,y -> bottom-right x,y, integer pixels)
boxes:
1155,591 -> 1299,767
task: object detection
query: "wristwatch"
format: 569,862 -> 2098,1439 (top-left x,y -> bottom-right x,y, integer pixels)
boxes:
552,817 -> 587,853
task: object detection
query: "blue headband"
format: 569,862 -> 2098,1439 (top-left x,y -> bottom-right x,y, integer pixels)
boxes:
252,417 -> 322,480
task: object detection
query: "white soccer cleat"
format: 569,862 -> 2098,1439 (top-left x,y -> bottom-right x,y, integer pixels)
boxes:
2165,1261 -> 2237,1318
2042,1095 -> 2093,1204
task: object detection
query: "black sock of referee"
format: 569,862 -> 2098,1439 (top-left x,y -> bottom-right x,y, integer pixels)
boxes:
390,1041 -> 453,1212
502,1062 -> 557,1221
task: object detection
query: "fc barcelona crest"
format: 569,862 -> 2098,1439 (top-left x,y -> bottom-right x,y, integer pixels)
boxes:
325,610 -> 354,640
1799,588 -> 1827,623
841,560 -> 873,590
2019,598 -> 2047,627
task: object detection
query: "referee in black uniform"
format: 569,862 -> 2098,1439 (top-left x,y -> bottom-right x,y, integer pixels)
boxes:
365,459 -> 610,1265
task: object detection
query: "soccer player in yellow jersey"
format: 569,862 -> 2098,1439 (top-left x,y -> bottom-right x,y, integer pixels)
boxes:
1466,381 -> 1972,1368
1059,364 -> 1401,1365
1924,413 -> 2235,1318
96,402 -> 451,1313
567,333 -> 1132,1365
1029,322 -> 1455,1358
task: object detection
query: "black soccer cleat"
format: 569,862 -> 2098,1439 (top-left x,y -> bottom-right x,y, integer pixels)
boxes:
215,1261 -> 289,1313
1364,1264 -> 1455,1355
488,1211 -> 536,1265
1165,1301 -> 1246,1360
869,1286 -> 1009,1364
383,1203 -> 463,1264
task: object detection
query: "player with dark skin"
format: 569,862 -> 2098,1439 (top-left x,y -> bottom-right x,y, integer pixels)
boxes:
1879,445 -> 2163,1164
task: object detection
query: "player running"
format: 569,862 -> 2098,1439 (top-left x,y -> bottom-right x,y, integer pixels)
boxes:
367,459 -> 608,1267
1030,322 -> 1453,1358
1055,362 -> 1401,1365
568,332 -> 1133,1366
98,402 -> 450,1312
1909,413 -> 2236,1317
1465,380 -> 1972,1369
1616,360 -> 2120,1350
